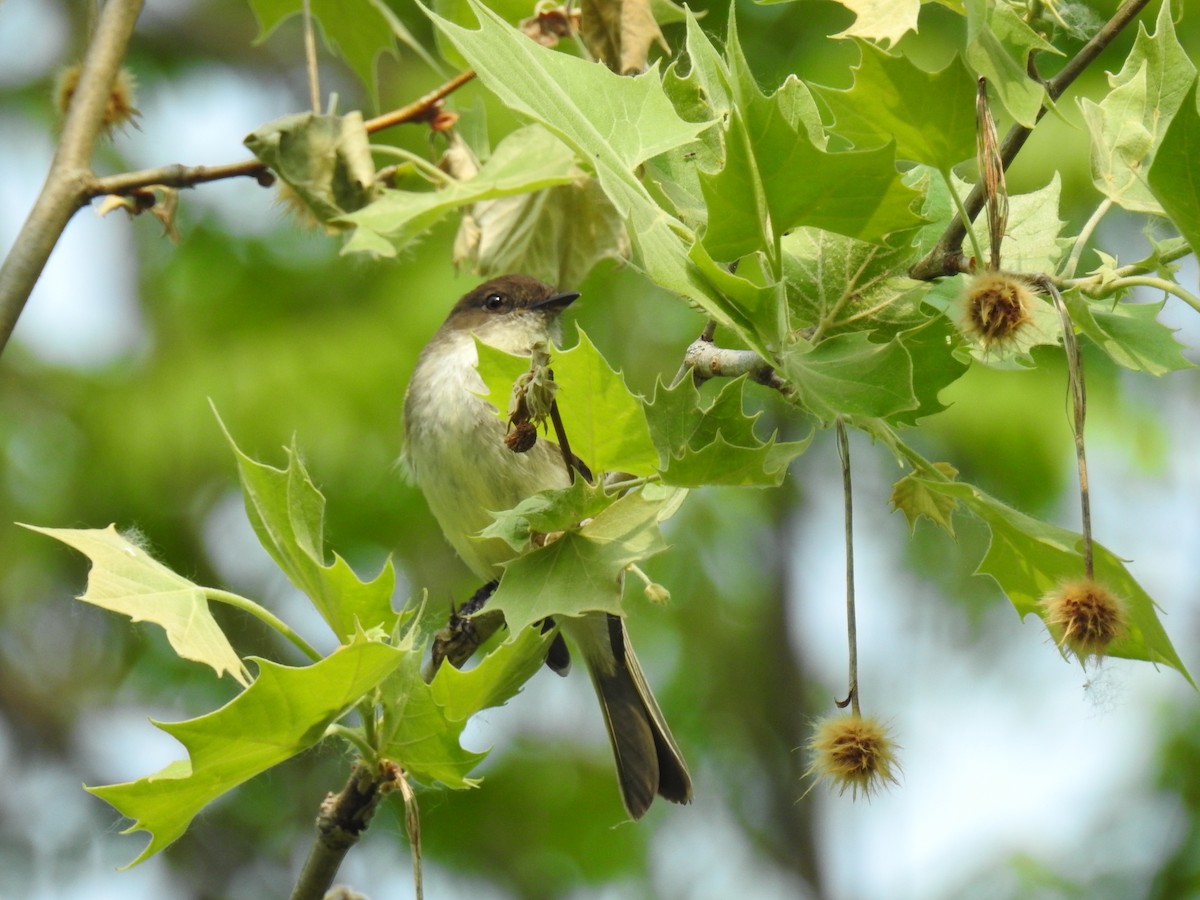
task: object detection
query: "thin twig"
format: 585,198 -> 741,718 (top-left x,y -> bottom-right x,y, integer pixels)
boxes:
301,0 -> 321,114
0,0 -> 145,354
290,760 -> 397,900
0,67 -> 478,359
397,771 -> 424,900
835,419 -> 860,716
910,0 -> 1153,281
1039,277 -> 1093,578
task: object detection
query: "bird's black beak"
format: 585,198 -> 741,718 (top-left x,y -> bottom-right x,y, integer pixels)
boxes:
532,291 -> 580,312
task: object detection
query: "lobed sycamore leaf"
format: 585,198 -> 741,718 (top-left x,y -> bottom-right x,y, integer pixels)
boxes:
376,643 -> 488,788
964,0 -> 1058,127
1064,292 -> 1193,376
1148,80 -> 1200,260
1082,0 -> 1196,212
780,331 -> 916,422
218,412 -> 398,642
430,623 -> 554,722
782,226 -> 924,335
918,479 -> 1195,687
815,44 -> 977,172
646,376 -> 810,486
480,480 -> 615,552
245,111 -> 380,226
889,462 -> 959,535
248,0 -> 433,107
21,524 -> 250,686
701,87 -> 922,261
342,125 -> 582,257
487,489 -> 674,633
829,0 -> 920,47
88,633 -> 407,867
454,177 -> 629,289
474,329 -> 660,476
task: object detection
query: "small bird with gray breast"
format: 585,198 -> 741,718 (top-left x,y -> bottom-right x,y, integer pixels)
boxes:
403,274 -> 692,818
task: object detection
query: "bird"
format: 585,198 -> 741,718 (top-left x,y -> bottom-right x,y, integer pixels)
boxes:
403,273 -> 692,819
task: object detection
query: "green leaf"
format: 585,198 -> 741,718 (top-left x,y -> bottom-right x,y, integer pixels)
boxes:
487,489 -> 673,632
918,479 -> 1194,686
454,177 -> 629,288
1148,80 -> 1200,259
480,479 -> 615,551
88,633 -> 406,867
430,623 -> 553,722
782,226 -> 924,334
21,524 -> 249,686
1079,2 -> 1196,216
343,125 -> 582,256
430,0 -> 707,172
891,316 -> 971,425
1064,293 -> 1193,376
889,462 -> 959,535
701,100 -> 923,260
220,417 -> 398,642
244,111 -> 380,225
474,329 -> 661,476
646,376 -> 810,486
780,332 -> 916,422
830,0 -> 920,46
377,643 -> 487,788
964,0 -> 1057,127
248,0 -> 415,106
815,44 -> 977,171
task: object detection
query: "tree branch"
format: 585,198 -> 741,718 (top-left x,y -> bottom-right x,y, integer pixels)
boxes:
678,332 -> 794,395
290,759 -> 402,900
0,67 -> 478,360
910,0 -> 1153,281
0,0 -> 145,354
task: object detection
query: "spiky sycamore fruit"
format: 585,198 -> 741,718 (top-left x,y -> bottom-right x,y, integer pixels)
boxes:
55,64 -> 139,132
1041,578 -> 1127,662
806,714 -> 900,800
959,271 -> 1038,350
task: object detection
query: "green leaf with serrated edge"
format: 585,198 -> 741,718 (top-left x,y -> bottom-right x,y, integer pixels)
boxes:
1082,0 -> 1197,210
782,226 -> 923,335
891,315 -> 971,425
1148,80 -> 1200,258
487,489 -> 672,633
480,480 -> 615,552
700,103 -> 922,260
88,634 -> 406,867
965,0 -> 1057,127
937,171 -> 1065,273
688,242 -> 788,348
646,376 -> 810,486
247,0 -> 418,107
430,0 -> 707,171
1064,292 -> 1193,376
815,44 -> 977,171
474,329 -> 660,476
660,431 -> 810,487
21,524 -> 250,686
829,0 -> 920,46
889,463 -> 959,535
918,478 -> 1195,686
780,332 -> 916,422
430,623 -> 553,722
343,125 -> 581,257
218,414 -> 397,642
455,178 -> 629,288
376,644 -> 486,788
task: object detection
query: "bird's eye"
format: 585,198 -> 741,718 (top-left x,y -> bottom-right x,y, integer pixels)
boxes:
483,293 -> 506,311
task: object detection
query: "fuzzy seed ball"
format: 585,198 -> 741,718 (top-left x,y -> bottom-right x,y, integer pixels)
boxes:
806,714 -> 900,800
1041,578 -> 1127,662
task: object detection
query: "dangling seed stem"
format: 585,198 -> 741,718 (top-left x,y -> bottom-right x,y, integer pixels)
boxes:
836,419 -> 860,716
1040,277 -> 1093,578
